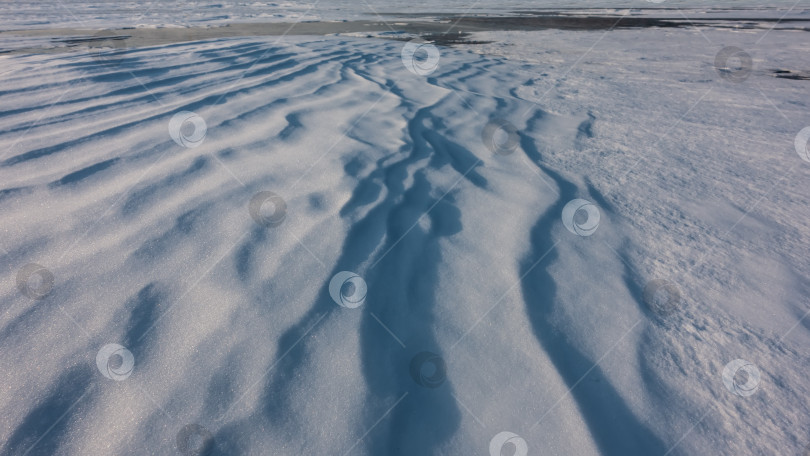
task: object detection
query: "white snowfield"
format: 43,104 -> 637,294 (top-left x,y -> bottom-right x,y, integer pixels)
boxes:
1,0 -> 808,29
1,6 -> 809,456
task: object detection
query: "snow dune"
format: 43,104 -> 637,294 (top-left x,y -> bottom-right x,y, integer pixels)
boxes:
1,20 -> 809,456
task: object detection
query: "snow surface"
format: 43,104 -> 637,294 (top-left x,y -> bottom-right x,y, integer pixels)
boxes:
1,1 -> 808,29
1,3 -> 810,456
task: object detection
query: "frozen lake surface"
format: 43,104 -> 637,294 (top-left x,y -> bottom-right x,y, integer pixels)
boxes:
2,0 -> 809,29
1,2 -> 809,455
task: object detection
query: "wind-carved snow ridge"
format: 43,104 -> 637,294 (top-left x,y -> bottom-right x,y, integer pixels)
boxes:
0,25 -> 809,456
